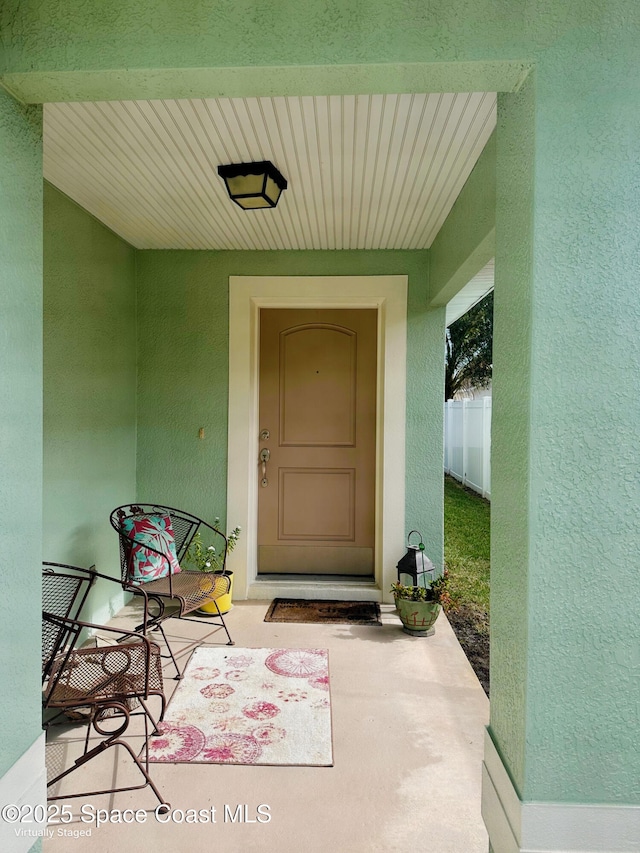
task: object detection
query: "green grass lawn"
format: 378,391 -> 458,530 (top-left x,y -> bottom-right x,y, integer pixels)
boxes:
444,475 -> 490,615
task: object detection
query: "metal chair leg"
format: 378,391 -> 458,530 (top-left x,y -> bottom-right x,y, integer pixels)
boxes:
210,600 -> 235,646
47,703 -> 168,810
153,622 -> 183,680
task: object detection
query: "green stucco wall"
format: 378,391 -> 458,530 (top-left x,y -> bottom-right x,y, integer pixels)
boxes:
512,24 -> 640,804
490,76 -> 536,797
43,183 -> 137,623
0,0 -> 530,103
136,250 -> 444,567
0,89 -> 43,778
490,12 -> 640,805
0,0 -> 532,78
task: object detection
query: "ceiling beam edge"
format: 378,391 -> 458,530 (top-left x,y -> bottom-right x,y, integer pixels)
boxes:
2,62 -> 528,105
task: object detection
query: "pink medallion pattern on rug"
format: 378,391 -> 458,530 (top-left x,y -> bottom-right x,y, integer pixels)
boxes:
148,723 -> 206,761
148,647 -> 332,766
203,733 -> 263,764
200,683 -> 235,699
242,700 -> 280,720
191,666 -> 221,680
265,648 -> 327,678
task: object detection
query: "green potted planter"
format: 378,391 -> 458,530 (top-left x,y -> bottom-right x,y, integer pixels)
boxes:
394,596 -> 441,635
391,571 -> 450,637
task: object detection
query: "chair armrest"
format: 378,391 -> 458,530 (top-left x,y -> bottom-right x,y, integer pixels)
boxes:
71,617 -> 155,648
43,562 -> 124,587
43,612 -> 162,703
43,612 -> 155,655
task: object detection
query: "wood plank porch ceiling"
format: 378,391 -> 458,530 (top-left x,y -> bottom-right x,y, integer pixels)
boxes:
44,93 -> 496,252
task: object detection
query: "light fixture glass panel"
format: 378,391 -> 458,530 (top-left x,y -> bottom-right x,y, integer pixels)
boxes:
264,175 -> 283,206
236,196 -> 272,209
226,173 -> 265,197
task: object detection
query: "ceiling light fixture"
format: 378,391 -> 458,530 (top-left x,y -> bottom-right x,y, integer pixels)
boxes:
217,160 -> 287,210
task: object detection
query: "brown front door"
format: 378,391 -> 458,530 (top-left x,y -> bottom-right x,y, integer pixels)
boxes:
258,308 -> 377,576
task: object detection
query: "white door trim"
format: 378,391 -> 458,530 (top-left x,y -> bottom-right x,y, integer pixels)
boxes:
227,275 -> 407,602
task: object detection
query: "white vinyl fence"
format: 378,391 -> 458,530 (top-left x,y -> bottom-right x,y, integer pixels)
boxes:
444,398 -> 491,500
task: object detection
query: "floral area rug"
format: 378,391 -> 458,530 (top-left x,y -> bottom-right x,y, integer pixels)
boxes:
148,647 -> 333,766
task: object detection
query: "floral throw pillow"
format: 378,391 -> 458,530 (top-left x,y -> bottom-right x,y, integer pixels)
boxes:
120,514 -> 182,584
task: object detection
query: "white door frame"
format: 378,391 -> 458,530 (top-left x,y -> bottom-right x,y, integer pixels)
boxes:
227,275 -> 407,602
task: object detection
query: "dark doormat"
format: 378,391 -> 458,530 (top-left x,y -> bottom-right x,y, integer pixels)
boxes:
264,598 -> 382,626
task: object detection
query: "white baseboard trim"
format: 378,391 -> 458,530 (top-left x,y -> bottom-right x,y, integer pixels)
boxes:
482,728 -> 640,853
0,733 -> 47,853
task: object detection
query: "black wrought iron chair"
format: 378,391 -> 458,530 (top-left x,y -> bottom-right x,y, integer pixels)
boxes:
42,609 -> 167,809
109,504 -> 234,678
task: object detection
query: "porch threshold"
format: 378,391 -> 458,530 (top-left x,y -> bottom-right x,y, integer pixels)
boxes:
248,573 -> 381,601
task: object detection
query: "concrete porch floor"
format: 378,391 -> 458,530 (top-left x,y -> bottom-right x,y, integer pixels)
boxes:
44,600 -> 489,852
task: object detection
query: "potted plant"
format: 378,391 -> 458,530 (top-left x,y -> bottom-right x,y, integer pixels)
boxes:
184,520 -> 241,615
390,570 -> 450,636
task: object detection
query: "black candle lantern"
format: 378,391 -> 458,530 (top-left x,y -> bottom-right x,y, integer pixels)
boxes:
397,530 -> 435,588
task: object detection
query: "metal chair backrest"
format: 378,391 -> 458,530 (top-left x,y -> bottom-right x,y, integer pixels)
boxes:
41,611 -> 85,695
42,563 -> 96,682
